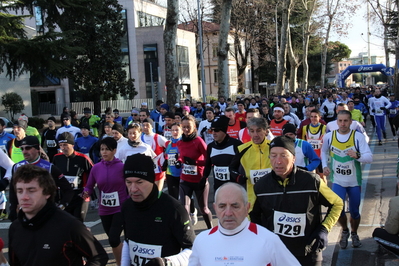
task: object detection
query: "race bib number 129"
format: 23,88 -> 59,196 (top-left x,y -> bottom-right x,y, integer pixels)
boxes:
273,211 -> 306,238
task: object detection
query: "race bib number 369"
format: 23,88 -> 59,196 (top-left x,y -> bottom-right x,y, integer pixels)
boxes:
273,211 -> 306,238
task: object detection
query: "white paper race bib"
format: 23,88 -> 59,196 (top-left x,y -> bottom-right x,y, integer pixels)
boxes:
308,139 -> 322,150
214,166 -> 230,181
129,240 -> 162,266
376,109 -> 383,114
183,164 -> 197,175
64,175 -> 80,189
46,140 -> 57,148
167,154 -> 176,166
273,211 -> 306,238
163,131 -> 172,141
101,191 -> 120,207
327,112 -> 334,117
249,168 -> 271,185
333,160 -> 355,176
390,109 -> 397,115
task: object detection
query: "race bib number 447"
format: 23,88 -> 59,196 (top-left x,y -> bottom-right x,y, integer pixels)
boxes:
101,191 -> 120,207
273,211 -> 306,238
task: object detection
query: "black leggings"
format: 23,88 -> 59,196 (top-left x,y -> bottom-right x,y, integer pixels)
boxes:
179,180 -> 213,229
388,116 -> 397,136
100,212 -> 123,248
166,174 -> 180,200
65,193 -> 89,222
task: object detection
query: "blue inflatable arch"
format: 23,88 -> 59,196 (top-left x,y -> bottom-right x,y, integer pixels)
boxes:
337,64 -> 394,88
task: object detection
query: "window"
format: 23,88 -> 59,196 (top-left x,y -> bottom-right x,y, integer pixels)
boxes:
230,68 -> 237,83
34,6 -> 44,34
214,69 -> 218,83
121,10 -> 130,76
212,45 -> 218,58
137,11 -> 165,27
177,45 -> 190,81
144,44 -> 159,98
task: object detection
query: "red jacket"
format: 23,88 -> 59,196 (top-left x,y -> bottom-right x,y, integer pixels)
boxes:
177,136 -> 207,183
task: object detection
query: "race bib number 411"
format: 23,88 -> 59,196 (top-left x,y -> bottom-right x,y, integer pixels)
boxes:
273,211 -> 306,238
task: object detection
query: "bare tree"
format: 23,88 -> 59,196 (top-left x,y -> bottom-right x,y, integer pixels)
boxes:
367,0 -> 396,67
287,26 -> 301,92
317,0 -> 359,89
301,0 -> 319,90
276,0 -> 294,94
164,0 -> 179,105
217,0 -> 233,99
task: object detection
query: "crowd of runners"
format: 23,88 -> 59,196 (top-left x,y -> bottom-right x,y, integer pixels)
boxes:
0,84 -> 399,265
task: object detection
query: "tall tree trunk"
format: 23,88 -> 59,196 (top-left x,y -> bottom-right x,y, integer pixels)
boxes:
276,0 -> 293,95
164,0 -> 179,105
301,0 -> 316,91
218,0 -> 233,99
287,27 -> 299,92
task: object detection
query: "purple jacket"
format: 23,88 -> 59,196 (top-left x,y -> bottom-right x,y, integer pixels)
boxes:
84,157 -> 128,216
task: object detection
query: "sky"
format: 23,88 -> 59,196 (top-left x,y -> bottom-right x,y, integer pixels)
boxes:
330,3 -> 388,60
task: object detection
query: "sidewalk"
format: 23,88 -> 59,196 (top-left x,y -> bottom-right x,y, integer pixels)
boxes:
321,124 -> 399,266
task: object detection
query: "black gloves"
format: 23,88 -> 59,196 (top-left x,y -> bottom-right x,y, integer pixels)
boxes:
380,106 -> 386,110
372,109 -> 375,113
145,257 -> 167,266
161,159 -> 168,172
231,170 -> 247,185
305,225 -> 328,254
184,156 -> 196,165
174,154 -> 182,169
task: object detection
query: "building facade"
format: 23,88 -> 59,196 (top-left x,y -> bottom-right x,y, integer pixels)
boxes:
0,0 -> 199,117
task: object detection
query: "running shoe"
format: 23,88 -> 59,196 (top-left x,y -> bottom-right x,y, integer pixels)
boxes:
190,208 -> 198,225
340,230 -> 350,249
351,233 -> 362,248
378,141 -> 382,145
0,212 -> 8,221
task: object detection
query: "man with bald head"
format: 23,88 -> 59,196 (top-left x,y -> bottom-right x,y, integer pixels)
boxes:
188,182 -> 300,266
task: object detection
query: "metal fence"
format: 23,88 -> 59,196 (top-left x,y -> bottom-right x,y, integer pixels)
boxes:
39,99 -> 155,116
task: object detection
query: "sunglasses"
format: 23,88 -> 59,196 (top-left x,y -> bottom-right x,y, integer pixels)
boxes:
20,145 -> 37,151
63,118 -> 69,121
132,114 -> 138,116
210,128 -> 221,132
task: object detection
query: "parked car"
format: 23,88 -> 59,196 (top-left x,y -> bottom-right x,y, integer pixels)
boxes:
0,117 -> 14,134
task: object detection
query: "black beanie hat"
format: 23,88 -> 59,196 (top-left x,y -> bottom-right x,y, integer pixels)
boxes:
211,115 -> 229,133
269,136 -> 296,155
57,132 -> 75,145
164,112 -> 175,119
282,123 -> 297,136
112,123 -> 124,135
21,136 -> 40,149
124,154 -> 155,183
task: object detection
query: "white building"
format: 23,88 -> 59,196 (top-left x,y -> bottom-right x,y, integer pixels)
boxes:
0,0 -> 199,117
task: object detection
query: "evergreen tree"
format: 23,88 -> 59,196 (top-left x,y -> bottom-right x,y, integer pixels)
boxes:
0,0 -> 136,115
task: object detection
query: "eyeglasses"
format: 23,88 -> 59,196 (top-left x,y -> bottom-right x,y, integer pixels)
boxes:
20,145 -> 36,151
211,128 -> 221,132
